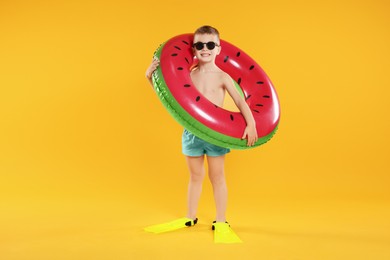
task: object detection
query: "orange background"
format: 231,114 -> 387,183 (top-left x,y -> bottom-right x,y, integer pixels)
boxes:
1,0 -> 389,259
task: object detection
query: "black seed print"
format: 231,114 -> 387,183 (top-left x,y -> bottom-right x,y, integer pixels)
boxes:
171,53 -> 178,56
174,46 -> 181,50
214,105 -> 219,108
256,81 -> 264,84
230,114 -> 234,121
224,56 -> 229,62
253,110 -> 260,113
263,95 -> 270,98
196,96 -> 200,102
236,52 -> 241,57
185,57 -> 189,64
256,104 -> 263,107
177,67 -> 183,70
249,65 -> 254,70
237,78 -> 241,85
184,84 -> 191,88
182,40 -> 189,45
245,95 -> 252,100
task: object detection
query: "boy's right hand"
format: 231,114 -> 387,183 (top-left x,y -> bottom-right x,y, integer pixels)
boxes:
145,58 -> 160,80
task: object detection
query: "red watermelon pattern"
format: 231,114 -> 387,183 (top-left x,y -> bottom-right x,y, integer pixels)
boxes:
158,34 -> 280,141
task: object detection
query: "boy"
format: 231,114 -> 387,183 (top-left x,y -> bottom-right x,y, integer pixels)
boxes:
145,25 -> 257,243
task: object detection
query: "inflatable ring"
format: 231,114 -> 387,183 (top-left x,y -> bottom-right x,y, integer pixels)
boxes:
152,34 -> 280,149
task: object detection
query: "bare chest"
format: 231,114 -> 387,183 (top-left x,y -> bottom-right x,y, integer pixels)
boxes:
190,72 -> 225,106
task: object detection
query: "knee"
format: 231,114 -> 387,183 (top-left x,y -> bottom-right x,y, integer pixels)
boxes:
209,171 -> 225,186
190,170 -> 205,182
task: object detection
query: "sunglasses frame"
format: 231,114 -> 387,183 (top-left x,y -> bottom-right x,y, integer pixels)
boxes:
192,41 -> 220,51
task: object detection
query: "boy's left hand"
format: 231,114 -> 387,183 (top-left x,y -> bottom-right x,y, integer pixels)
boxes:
146,58 -> 160,80
242,125 -> 258,146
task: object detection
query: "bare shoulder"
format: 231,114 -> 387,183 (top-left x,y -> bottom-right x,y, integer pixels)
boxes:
220,71 -> 232,80
219,70 -> 234,88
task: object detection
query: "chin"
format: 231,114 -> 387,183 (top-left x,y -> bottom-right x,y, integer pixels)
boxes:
198,56 -> 214,63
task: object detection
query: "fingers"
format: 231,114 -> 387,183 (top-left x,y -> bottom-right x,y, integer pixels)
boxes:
152,58 -> 160,67
247,137 -> 255,147
241,130 -> 247,140
242,127 -> 259,147
151,58 -> 159,66
248,135 -> 258,147
150,59 -> 159,70
146,58 -> 160,79
243,132 -> 258,147
242,130 -> 257,146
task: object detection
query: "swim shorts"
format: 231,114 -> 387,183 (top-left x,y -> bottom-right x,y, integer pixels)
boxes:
182,129 -> 230,157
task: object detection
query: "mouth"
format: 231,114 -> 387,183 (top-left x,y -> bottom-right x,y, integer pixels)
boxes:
200,53 -> 211,57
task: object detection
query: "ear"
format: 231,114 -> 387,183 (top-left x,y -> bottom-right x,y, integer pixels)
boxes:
216,44 -> 221,55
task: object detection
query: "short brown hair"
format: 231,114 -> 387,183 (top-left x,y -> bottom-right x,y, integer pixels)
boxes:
194,25 -> 220,40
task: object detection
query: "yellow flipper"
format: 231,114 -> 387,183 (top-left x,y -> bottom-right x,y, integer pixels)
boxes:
213,222 -> 243,243
144,217 -> 198,234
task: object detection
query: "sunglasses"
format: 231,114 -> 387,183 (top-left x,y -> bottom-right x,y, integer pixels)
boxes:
192,41 -> 220,51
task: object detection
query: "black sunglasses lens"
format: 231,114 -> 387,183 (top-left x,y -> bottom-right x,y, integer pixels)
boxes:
206,42 -> 216,50
194,42 -> 218,50
194,42 -> 204,50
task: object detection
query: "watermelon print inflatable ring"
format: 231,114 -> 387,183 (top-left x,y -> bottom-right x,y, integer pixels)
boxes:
151,34 -> 280,150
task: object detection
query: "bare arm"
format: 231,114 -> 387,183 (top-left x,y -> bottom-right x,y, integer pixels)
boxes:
145,58 -> 159,87
223,74 -> 258,146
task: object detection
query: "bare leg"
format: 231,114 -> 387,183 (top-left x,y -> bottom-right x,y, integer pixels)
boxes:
207,155 -> 227,222
185,155 -> 205,220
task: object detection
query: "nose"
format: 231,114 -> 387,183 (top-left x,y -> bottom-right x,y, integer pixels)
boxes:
199,43 -> 207,50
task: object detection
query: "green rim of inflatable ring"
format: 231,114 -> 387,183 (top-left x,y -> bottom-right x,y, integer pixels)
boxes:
152,42 -> 278,150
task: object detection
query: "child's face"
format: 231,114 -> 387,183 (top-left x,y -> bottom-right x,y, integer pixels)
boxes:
193,33 -> 221,63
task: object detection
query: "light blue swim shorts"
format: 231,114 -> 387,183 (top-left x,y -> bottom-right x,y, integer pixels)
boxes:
182,129 -> 230,157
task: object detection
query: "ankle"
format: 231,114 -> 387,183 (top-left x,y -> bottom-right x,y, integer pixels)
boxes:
186,215 -> 197,221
